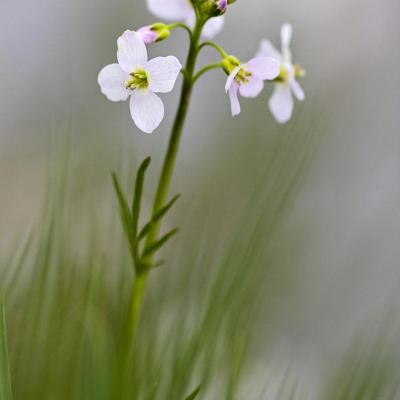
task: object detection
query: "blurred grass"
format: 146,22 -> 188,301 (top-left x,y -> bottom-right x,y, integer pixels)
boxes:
0,123 -> 399,399
0,123 -> 317,399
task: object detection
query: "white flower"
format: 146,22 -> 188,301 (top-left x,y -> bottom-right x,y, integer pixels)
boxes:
224,57 -> 280,116
257,23 -> 305,124
98,30 -> 182,134
147,0 -> 225,39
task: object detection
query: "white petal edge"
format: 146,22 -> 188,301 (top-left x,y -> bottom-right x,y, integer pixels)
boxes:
229,83 -> 241,116
245,57 -> 280,81
98,64 -> 129,102
239,77 -> 264,98
117,30 -> 148,73
269,84 -> 294,124
147,0 -> 192,20
146,56 -> 182,93
202,16 -> 225,39
225,66 -> 241,92
281,23 -> 293,62
256,39 -> 282,61
130,90 -> 164,134
290,79 -> 305,101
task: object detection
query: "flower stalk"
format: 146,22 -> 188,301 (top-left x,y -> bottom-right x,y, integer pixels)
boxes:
99,0 -> 307,377
125,17 -> 205,364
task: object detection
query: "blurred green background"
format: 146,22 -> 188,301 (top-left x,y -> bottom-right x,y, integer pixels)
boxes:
1,0 -> 400,398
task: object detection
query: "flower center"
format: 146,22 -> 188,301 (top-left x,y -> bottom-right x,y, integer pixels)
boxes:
125,68 -> 149,91
275,64 -> 305,83
234,68 -> 252,85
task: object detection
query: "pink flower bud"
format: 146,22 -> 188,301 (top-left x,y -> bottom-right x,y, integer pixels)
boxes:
137,26 -> 158,44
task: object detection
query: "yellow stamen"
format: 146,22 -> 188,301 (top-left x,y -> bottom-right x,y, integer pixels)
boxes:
125,68 -> 149,91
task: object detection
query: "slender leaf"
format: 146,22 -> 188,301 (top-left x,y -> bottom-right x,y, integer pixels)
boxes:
132,157 -> 151,240
138,194 -> 180,241
142,228 -> 179,258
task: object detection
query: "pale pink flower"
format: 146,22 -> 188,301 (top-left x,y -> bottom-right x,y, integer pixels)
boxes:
257,24 -> 305,123
225,58 -> 280,116
98,31 -> 182,133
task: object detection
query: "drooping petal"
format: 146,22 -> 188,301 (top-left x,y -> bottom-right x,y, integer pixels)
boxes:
117,30 -> 148,73
130,90 -> 164,134
290,78 -> 305,101
256,39 -> 282,61
98,64 -> 129,102
239,77 -> 264,98
146,56 -> 182,93
269,83 -> 294,124
202,16 -> 225,39
225,66 -> 241,92
245,57 -> 280,81
281,23 -> 293,62
229,82 -> 241,116
147,0 -> 192,20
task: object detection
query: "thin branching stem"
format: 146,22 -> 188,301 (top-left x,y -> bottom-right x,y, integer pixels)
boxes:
193,63 -> 223,83
199,41 -> 228,58
168,23 -> 193,39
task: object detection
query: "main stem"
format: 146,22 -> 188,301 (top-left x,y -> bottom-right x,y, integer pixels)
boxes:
127,18 -> 204,354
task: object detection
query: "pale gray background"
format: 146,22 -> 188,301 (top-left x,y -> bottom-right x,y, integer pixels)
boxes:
1,0 -> 400,396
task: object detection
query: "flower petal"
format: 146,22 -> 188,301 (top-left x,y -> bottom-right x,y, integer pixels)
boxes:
239,77 -> 264,98
130,90 -> 164,134
229,82 -> 241,116
269,84 -> 294,124
146,56 -> 182,93
202,16 -> 225,39
245,57 -> 280,81
290,78 -> 305,101
147,0 -> 192,20
117,30 -> 148,73
281,23 -> 293,62
256,39 -> 282,61
98,64 -> 129,102
225,66 -> 241,92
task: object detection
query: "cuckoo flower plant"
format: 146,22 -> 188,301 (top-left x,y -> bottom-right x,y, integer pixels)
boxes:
97,1 -> 307,382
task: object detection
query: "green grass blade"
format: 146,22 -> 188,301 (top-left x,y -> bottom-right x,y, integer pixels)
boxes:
0,300 -> 12,400
185,385 -> 201,400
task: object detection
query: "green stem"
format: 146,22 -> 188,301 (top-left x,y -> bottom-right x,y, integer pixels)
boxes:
199,41 -> 228,58
193,63 -> 223,83
125,17 -> 205,362
127,270 -> 148,344
168,22 -> 193,39
121,270 -> 148,396
145,18 -> 204,255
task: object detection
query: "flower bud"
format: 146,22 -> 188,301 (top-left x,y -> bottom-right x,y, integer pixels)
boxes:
197,0 -> 228,18
221,55 -> 241,75
137,23 -> 170,44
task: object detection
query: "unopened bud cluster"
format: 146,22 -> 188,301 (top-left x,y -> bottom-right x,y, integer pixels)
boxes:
196,0 -> 229,18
